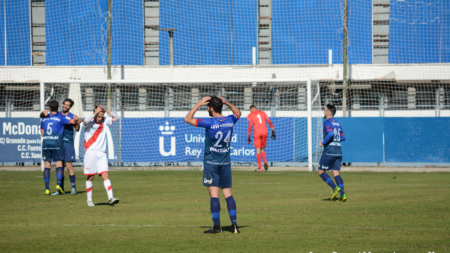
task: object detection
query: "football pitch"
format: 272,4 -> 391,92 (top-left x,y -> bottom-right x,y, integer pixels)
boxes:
0,170 -> 449,252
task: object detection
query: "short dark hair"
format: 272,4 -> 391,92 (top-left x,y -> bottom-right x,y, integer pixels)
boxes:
93,105 -> 105,113
326,104 -> 336,116
250,105 -> 256,110
63,98 -> 74,107
208,96 -> 223,114
48,100 -> 59,112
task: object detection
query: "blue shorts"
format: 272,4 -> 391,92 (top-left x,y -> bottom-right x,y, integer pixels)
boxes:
42,149 -> 64,162
318,155 -> 342,171
203,162 -> 232,188
63,146 -> 76,162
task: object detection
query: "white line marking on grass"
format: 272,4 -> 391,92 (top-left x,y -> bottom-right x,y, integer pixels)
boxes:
0,224 -> 447,231
0,182 -> 285,186
239,183 -> 282,185
1,182 -> 449,187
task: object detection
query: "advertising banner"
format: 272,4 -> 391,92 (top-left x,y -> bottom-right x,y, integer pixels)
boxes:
121,117 -> 294,163
0,118 -> 42,163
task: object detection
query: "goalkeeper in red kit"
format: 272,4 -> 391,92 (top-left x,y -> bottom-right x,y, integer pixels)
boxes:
247,105 -> 276,172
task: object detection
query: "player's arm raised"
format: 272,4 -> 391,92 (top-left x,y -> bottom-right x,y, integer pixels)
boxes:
184,97 -> 210,126
218,96 -> 241,118
68,114 -> 79,125
103,106 -> 121,121
39,110 -> 49,118
70,114 -> 81,131
74,114 -> 81,131
84,106 -> 102,124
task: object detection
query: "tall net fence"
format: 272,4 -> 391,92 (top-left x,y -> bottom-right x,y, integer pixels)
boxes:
0,0 -> 448,78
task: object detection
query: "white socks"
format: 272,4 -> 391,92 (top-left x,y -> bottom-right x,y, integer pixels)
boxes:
86,181 -> 93,201
86,179 -> 114,202
104,179 -> 113,200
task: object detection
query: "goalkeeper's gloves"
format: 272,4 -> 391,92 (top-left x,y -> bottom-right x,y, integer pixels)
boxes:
271,130 -> 277,140
247,135 -> 251,144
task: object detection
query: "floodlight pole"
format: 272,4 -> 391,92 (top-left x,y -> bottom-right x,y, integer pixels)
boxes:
167,29 -> 177,66
107,0 -> 112,111
169,30 -> 174,66
342,0 -> 349,117
159,29 -> 177,67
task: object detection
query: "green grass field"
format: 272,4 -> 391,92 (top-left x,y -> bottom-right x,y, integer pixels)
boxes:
0,170 -> 449,252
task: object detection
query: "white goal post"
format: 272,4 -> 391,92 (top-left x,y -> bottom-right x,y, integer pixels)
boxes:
39,78 -> 319,171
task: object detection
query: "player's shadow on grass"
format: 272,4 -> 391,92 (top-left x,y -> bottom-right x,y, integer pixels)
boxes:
222,225 -> 248,233
94,202 -> 129,206
95,202 -> 112,206
321,198 -> 338,201
200,225 -> 248,233
62,191 -> 86,194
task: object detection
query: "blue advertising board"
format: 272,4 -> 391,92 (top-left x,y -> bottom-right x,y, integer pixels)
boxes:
0,118 -> 41,163
337,118 -> 384,163
121,117 -> 294,163
2,117 -> 449,164
384,118 -> 450,163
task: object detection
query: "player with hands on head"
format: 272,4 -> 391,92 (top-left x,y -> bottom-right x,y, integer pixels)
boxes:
246,105 -> 276,172
83,105 -> 121,206
185,95 -> 242,234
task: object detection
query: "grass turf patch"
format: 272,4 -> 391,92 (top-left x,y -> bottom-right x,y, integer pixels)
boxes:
0,170 -> 449,252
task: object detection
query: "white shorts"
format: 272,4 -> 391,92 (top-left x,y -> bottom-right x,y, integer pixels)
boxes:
84,150 -> 109,176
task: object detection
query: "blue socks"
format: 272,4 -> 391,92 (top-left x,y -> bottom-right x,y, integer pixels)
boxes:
334,175 -> 345,196
70,175 -> 76,189
210,198 -> 221,226
43,168 -> 50,190
210,197 -> 238,226
56,167 -> 63,187
320,173 -> 337,190
226,196 -> 237,225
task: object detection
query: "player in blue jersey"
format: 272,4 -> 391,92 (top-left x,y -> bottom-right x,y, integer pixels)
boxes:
318,104 -> 347,202
40,100 -> 78,195
185,96 -> 242,234
41,98 -> 81,195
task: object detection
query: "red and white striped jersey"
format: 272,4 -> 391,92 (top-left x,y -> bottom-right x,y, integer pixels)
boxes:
84,117 -> 113,152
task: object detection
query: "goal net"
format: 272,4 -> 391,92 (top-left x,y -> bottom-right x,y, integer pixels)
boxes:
5,79 -> 440,170
38,80 -> 322,169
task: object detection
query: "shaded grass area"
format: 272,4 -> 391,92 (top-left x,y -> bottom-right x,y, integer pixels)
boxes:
0,170 -> 449,252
